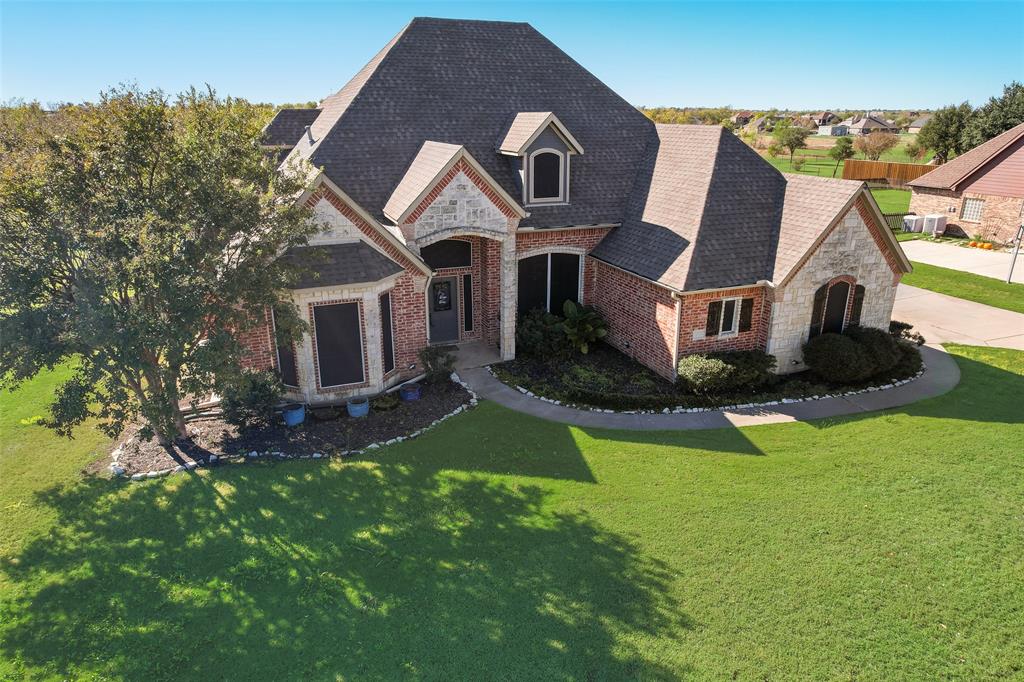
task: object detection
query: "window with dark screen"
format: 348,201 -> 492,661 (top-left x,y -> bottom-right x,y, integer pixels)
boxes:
531,151 -> 562,201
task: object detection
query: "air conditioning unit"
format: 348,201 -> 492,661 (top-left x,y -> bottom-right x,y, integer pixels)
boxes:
903,215 -> 924,233
924,214 -> 947,237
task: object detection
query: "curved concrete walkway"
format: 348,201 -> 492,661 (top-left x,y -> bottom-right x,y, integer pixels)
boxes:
460,345 -> 960,431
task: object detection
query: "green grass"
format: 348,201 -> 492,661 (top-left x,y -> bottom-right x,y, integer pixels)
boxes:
904,261 -> 1024,314
869,188 -> 911,213
2,346 -> 1023,679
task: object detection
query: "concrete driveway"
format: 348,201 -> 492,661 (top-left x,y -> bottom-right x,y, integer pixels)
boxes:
900,239 -> 1023,284
893,284 -> 1024,350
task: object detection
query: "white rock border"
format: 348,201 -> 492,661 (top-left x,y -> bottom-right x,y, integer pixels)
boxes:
486,361 -> 927,416
112,373 -> 479,482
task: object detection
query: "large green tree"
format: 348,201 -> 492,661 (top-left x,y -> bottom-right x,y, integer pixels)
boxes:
0,87 -> 316,444
960,81 -> 1024,149
917,102 -> 973,162
772,120 -> 811,164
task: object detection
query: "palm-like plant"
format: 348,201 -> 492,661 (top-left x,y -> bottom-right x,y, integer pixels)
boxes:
560,300 -> 608,354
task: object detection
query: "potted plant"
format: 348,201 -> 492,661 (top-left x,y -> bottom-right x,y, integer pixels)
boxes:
346,396 -> 370,418
400,383 -> 422,401
282,403 -> 306,427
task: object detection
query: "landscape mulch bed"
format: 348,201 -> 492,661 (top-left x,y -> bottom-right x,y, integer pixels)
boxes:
112,380 -> 469,476
493,342 -> 923,411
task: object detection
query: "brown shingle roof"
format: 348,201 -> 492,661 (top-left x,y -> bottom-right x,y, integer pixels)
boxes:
908,121 -> 1024,190
282,242 -> 403,289
496,112 -> 584,155
262,108 -> 321,147
383,141 -> 463,224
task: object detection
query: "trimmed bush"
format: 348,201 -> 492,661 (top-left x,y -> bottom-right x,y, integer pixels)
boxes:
802,333 -> 876,384
516,308 -> 570,358
561,300 -> 608,355
419,346 -> 454,383
220,370 -> 284,429
845,326 -> 901,375
890,320 -> 926,346
677,350 -> 777,395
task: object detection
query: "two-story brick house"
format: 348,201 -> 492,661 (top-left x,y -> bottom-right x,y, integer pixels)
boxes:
242,17 -> 910,403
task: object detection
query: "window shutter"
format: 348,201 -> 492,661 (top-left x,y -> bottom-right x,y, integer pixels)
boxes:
808,284 -> 828,339
705,301 -> 722,336
850,285 -> 865,327
738,298 -> 754,332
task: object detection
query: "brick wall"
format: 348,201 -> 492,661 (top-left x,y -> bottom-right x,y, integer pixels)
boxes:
238,308 -> 276,372
515,227 -> 611,306
388,272 -> 429,380
589,259 -> 678,379
909,187 -> 1024,243
677,285 -> 772,356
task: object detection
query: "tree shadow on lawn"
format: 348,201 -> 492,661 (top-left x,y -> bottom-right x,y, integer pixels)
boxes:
0,440 -> 692,679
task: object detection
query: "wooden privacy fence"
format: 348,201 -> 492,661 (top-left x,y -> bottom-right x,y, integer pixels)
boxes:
842,159 -> 934,187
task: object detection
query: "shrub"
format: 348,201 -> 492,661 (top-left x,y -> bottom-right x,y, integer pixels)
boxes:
516,308 -> 570,357
677,350 -> 777,395
791,156 -> 806,171
372,393 -> 401,412
419,346 -> 454,383
802,333 -> 877,384
561,300 -> 608,354
220,370 -> 284,429
889,320 -> 926,346
844,326 -> 901,375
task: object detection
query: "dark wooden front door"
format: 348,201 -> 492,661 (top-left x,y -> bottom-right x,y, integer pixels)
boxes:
822,281 -> 850,334
429,277 -> 459,343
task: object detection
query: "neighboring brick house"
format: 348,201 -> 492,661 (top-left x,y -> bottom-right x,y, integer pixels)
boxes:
245,17 -> 911,402
908,121 -> 1024,244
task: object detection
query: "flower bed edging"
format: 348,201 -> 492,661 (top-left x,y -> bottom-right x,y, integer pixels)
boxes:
110,373 -> 479,482
486,363 -> 927,416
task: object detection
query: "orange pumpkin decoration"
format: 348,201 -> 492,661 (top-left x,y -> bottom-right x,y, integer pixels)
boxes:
983,243 -> 994,250
969,241 -> 978,247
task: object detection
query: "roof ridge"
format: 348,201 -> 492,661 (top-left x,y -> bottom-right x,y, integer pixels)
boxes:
909,120 -> 1024,190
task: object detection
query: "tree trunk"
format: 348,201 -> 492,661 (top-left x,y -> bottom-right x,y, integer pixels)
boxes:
833,160 -> 840,177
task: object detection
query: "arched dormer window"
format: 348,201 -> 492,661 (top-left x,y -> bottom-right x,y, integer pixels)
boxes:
529,148 -> 565,204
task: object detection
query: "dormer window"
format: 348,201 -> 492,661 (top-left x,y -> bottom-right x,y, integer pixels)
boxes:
497,112 -> 584,208
529,149 -> 565,203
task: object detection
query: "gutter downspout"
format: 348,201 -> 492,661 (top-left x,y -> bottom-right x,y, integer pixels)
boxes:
670,292 -> 683,382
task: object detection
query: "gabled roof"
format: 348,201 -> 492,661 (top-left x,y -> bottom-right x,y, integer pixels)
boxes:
496,112 -> 584,155
847,115 -> 893,130
908,121 -> 1024,191
282,242 -> 403,289
383,141 -> 526,225
281,17 -> 654,229
590,125 -> 787,291
909,115 -> 931,128
262,108 -> 321,147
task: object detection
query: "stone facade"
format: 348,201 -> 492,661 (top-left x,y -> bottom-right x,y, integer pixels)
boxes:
909,187 -> 1023,244
767,201 -> 901,371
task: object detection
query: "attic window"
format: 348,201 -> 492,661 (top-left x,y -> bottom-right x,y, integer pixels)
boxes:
529,149 -> 565,203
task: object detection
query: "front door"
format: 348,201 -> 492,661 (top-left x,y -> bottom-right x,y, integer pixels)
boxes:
429,277 -> 459,343
822,281 -> 850,335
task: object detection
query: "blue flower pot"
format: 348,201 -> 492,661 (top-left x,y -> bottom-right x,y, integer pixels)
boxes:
282,403 -> 305,427
347,397 -> 370,418
400,383 -> 422,401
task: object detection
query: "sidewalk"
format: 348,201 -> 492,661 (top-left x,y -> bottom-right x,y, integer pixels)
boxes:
900,239 -> 1023,284
893,284 -> 1024,350
460,345 -> 959,431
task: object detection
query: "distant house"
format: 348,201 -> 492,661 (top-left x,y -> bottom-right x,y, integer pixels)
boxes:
908,121 -> 1024,243
745,116 -> 773,133
818,124 -> 849,136
840,115 -> 898,136
730,110 -> 753,126
793,116 -> 818,129
814,111 -> 840,126
908,115 -> 932,134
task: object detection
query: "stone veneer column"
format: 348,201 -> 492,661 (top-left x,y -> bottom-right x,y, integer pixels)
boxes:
500,235 -> 517,360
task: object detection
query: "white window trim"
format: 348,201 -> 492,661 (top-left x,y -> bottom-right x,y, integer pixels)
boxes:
717,297 -> 742,338
527,148 -> 566,205
961,197 -> 985,223
312,301 -> 366,389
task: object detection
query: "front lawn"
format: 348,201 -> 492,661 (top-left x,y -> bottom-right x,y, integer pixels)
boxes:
2,346 -> 1023,679
904,261 -> 1024,314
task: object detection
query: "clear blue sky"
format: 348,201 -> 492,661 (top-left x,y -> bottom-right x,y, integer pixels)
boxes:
2,1 -> 1022,110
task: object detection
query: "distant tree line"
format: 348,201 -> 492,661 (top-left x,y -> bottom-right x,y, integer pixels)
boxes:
915,81 -> 1023,162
